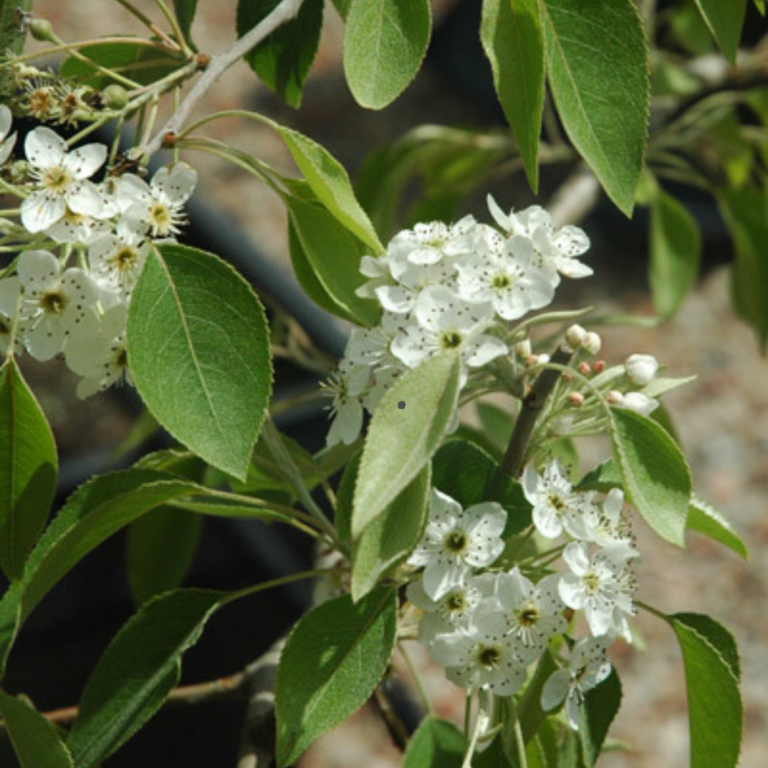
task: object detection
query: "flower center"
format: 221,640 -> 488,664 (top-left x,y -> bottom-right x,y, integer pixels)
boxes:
444,528 -> 468,554
492,273 -> 512,289
477,644 -> 502,668
28,87 -> 54,118
42,166 -> 72,193
446,592 -> 466,612
41,290 -> 67,314
113,246 -> 138,272
582,571 -> 601,593
548,494 -> 565,511
517,605 -> 540,627
150,203 -> 172,229
440,331 -> 463,349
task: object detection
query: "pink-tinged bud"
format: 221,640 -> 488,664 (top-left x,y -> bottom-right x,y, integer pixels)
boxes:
625,353 -> 659,386
524,354 -> 538,368
563,372 -> 574,382
566,324 -> 587,347
578,361 -> 591,376
607,390 -> 624,405
568,391 -> 585,407
593,360 -> 605,373
583,332 -> 601,355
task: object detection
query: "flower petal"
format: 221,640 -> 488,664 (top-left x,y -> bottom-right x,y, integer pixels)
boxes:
66,180 -> 104,218
17,250 -> 59,293
153,162 -> 197,204
64,142 -> 107,179
541,668 -> 570,711
21,191 -> 66,233
25,126 -> 66,168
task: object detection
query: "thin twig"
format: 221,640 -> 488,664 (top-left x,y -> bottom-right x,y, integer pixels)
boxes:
144,0 -> 307,156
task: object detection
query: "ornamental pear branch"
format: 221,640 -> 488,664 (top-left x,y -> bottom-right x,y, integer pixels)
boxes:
144,0 -> 307,156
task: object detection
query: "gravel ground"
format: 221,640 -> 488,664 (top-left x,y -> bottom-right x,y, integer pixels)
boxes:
24,2 -> 768,766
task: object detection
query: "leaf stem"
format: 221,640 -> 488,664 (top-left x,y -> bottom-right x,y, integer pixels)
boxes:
508,697 -> 529,768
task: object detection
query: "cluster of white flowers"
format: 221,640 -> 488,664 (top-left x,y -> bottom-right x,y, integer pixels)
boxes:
405,462 -> 637,729
0,111 -> 196,397
324,197 -> 592,446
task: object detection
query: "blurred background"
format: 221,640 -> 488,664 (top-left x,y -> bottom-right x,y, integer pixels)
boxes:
3,0 -> 766,766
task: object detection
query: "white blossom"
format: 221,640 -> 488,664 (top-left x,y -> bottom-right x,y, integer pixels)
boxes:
621,391 -> 658,416
455,225 -> 555,320
487,195 -> 592,281
572,487 -> 632,548
541,637 -> 612,728
15,250 -> 98,360
477,568 -> 567,653
388,215 -> 477,266
0,105 -> 17,165
117,162 -> 197,237
21,127 -> 107,233
64,304 -> 130,398
430,615 -> 528,696
522,459 -> 598,539
559,542 -> 638,636
323,360 -> 369,447
625,354 -> 659,386
88,217 -> 150,296
407,489 -> 506,600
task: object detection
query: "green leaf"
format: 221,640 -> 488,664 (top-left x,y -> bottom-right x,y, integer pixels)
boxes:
0,359 -> 57,580
0,691 -> 74,768
476,401 -> 514,453
127,243 -> 272,480
649,189 -> 701,318
0,0 -> 32,94
259,118 -> 382,251
67,589 -> 223,768
127,507 -> 202,605
687,494 -> 748,559
609,407 -> 691,546
343,0 -> 431,109
518,650 -> 559,743
540,0 -> 649,215
668,612 -> 742,768
755,0 -> 766,16
275,587 -> 397,766
480,0 -> 544,192
432,439 -> 532,536
0,470 -> 200,677
352,353 -> 461,539
402,716 -> 464,768
579,668 -> 622,765
172,0 -> 198,46
60,42 -> 185,88
334,453 -> 361,545
286,190 -> 381,326
693,0 -> 747,63
351,465 -> 430,601
237,0 -> 323,108
718,186 -> 768,351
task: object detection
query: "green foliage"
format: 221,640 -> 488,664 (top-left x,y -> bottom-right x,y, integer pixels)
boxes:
649,187 -> 701,319
343,0 -> 431,109
0,359 -> 57,580
286,187 -> 381,326
718,186 -> 768,351
60,42 -> 185,88
275,588 -> 397,766
0,691 -> 74,768
540,0 -> 649,215
609,407 -> 691,546
352,352 -> 461,539
67,589 -> 224,768
127,243 -> 272,480
579,668 -> 622,765
237,0 -> 323,107
518,650 -> 559,742
668,612 -> 742,768
480,0 -> 544,192
687,494 -> 748,559
172,0 -> 198,46
262,118 -> 383,251
402,716 -> 465,767
692,0 -> 747,63
0,0 -> 32,96
127,508 -> 202,605
351,464 -> 430,601
0,470 -> 198,677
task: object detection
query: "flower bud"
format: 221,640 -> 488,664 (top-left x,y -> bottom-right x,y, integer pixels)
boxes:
578,361 -> 591,376
103,84 -> 128,109
568,392 -> 585,407
607,390 -> 624,405
625,353 -> 659,386
583,331 -> 601,356
566,324 -> 587,348
593,359 -> 605,373
515,339 -> 532,358
29,19 -> 55,42
622,392 -> 659,416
